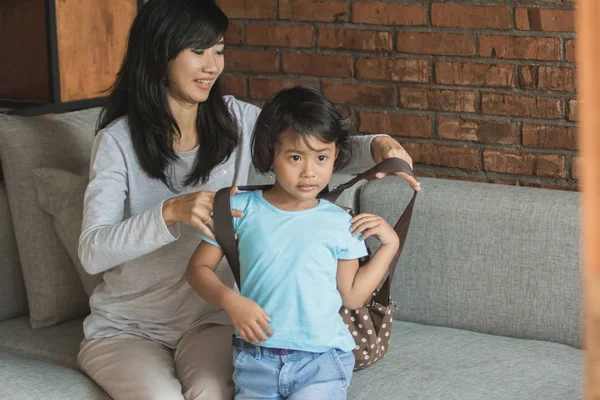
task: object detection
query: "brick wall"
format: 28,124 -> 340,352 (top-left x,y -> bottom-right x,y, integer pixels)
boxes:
218,0 -> 578,190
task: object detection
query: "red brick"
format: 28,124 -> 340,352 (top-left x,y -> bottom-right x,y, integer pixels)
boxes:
322,82 -> 395,107
572,156 -> 581,180
515,8 -> 575,32
432,4 -> 510,29
319,28 -> 392,51
356,57 -> 429,83
279,0 -> 348,22
246,25 -> 313,47
481,93 -> 562,119
225,22 -> 243,45
401,142 -> 479,171
352,2 -> 425,26
218,0 -> 276,19
249,78 -> 319,100
397,32 -> 475,56
522,124 -> 577,150
568,99 -> 578,121
282,53 -> 352,78
399,88 -> 476,113
566,39 -> 576,62
479,35 -> 560,61
435,62 -> 514,87
438,117 -> 517,144
359,112 -> 431,138
225,50 -> 278,73
221,75 -> 246,98
483,150 -> 565,177
519,66 -> 576,92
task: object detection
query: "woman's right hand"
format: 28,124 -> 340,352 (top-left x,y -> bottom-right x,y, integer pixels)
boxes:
223,293 -> 273,344
161,187 -> 243,240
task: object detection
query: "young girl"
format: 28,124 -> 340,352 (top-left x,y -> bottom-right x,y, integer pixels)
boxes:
186,86 -> 400,399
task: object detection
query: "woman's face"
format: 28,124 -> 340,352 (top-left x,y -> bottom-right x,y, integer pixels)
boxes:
166,38 -> 225,106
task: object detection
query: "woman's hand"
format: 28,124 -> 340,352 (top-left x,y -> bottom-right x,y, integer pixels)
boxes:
350,213 -> 400,249
223,293 -> 273,344
370,136 -> 421,192
162,187 -> 243,240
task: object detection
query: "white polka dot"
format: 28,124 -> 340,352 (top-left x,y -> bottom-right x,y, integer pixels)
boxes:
374,358 -> 378,362
387,309 -> 391,314
370,344 -> 375,349
350,317 -> 355,322
373,292 -> 377,297
365,355 -> 370,360
382,324 -> 387,328
359,363 -> 364,367
344,309 -> 348,314
345,324 -> 349,328
385,332 -> 389,337
363,351 -> 368,355
355,310 -> 360,315
352,331 -> 358,336
355,345 -> 360,351
358,324 -> 363,328
381,346 -> 385,351
378,338 -> 382,343
361,338 -> 367,343
363,315 -> 368,320
367,329 -> 373,335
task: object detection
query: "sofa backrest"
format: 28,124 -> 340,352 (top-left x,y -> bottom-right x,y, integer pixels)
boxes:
361,177 -> 581,349
0,181 -> 28,322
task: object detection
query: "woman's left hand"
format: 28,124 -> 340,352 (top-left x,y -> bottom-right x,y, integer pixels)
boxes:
370,136 -> 421,192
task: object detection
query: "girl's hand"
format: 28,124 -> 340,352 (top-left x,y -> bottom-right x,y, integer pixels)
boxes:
223,293 -> 273,344
370,136 -> 421,192
162,187 -> 243,240
350,213 -> 400,249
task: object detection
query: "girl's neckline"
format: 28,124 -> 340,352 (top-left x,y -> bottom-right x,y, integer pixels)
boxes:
256,190 -> 322,214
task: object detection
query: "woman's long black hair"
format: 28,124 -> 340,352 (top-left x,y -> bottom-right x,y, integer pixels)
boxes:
97,0 -> 239,191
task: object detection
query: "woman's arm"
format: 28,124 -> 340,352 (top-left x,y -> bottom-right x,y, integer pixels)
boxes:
78,132 -> 181,275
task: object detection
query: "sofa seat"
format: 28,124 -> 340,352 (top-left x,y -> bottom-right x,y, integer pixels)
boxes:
0,316 -> 83,369
350,321 -> 582,400
0,350 -> 109,400
0,316 -> 582,400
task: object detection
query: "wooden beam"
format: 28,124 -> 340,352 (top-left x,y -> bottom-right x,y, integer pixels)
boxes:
578,1 -> 600,399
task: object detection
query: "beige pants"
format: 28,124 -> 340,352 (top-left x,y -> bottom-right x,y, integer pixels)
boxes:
77,324 -> 235,400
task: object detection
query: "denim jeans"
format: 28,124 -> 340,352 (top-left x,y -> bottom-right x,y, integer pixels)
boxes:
232,341 -> 355,399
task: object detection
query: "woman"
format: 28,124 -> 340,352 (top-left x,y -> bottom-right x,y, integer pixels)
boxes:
77,0 -> 420,399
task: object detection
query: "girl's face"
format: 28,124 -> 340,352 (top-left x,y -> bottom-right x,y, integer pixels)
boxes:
166,38 -> 225,106
271,131 -> 337,208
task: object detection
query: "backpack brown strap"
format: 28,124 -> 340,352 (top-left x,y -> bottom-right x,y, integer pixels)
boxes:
214,158 -> 417,304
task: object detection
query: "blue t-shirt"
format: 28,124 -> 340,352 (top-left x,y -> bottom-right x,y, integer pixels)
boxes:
200,190 -> 368,352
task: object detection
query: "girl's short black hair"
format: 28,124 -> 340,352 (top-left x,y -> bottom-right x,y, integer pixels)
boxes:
98,0 -> 239,191
251,86 -> 354,173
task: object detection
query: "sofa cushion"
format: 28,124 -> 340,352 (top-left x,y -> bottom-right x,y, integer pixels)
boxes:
0,350 -> 110,400
360,177 -> 582,349
0,316 -> 83,369
0,108 -> 100,328
349,321 -> 582,400
34,168 -> 102,296
0,183 -> 28,322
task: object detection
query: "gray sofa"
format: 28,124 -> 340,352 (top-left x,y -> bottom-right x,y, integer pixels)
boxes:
0,108 -> 582,399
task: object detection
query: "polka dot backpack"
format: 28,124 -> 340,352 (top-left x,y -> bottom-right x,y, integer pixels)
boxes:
214,158 -> 418,371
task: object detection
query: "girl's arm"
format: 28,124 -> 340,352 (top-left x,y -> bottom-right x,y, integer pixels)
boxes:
337,214 -> 400,310
186,241 -> 273,344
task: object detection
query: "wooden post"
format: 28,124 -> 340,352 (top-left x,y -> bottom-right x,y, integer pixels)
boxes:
578,1 -> 600,399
